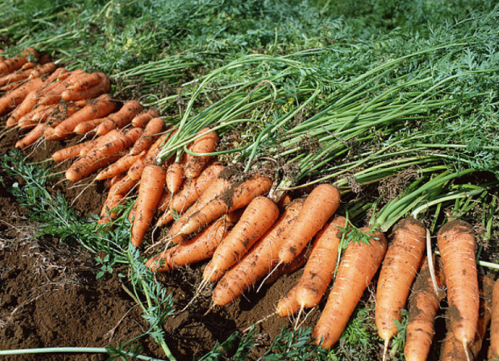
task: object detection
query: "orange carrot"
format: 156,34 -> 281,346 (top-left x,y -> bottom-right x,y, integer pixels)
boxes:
376,217 -> 427,353
276,286 -> 301,318
37,69 -> 85,105
177,172 -> 274,238
156,163 -> 224,227
60,75 -> 111,101
17,104 -> 56,129
92,128 -> 143,157
146,215 -> 233,273
104,173 -> 125,189
129,117 -> 165,155
131,164 -> 166,247
212,199 -> 304,306
0,76 -> 44,116
52,140 -> 95,162
14,123 -> 47,149
98,193 -> 124,224
95,100 -> 143,136
73,117 -> 107,134
202,196 -> 279,283
184,127 -> 219,179
0,48 -> 38,74
278,184 -> 340,264
28,62 -> 57,79
404,256 -> 446,361
313,229 -> 387,349
166,162 -> 184,194
156,188 -> 172,214
65,153 -> 122,182
490,279 -> 499,360
437,220 -> 479,351
131,109 -> 159,128
95,151 -> 145,180
127,133 -> 168,181
69,72 -> 108,91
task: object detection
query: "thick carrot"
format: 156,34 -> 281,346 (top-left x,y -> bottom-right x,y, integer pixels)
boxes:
404,256 -> 446,361
278,184 -> 340,264
313,229 -> 387,349
202,196 -> 279,283
177,172 -> 274,238
0,48 -> 38,74
52,140 -> 95,162
131,164 -> 166,247
0,76 -> 44,116
37,69 -> 85,105
127,133 -> 168,181
183,127 -> 219,179
17,104 -> 56,129
53,94 -> 116,136
490,279 -> 499,360
92,128 -> 143,157
73,117 -> 107,134
60,76 -> 110,102
166,162 -> 184,194
65,153 -> 122,182
95,151 -> 145,180
156,163 -> 224,227
212,199 -> 305,306
437,220 -> 479,349
146,215 -> 232,273
294,216 -> 347,309
15,123 -> 47,149
129,117 -> 165,155
376,217 -> 427,349
95,100 -> 143,136
69,72 -> 108,91
132,109 -> 159,127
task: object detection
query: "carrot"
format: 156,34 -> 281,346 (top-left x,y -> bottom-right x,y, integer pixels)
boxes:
404,256 -> 446,361
156,188 -> 172,214
98,193 -> 124,224
127,133 -> 168,181
177,172 -> 274,238
276,286 -> 301,318
129,117 -> 165,155
166,162 -> 184,194
95,100 -> 143,136
202,196 -> 279,283
0,48 -> 38,74
490,279 -> 499,360
68,72 -> 108,91
53,94 -> 116,136
110,175 -> 138,198
17,104 -> 56,129
61,75 -> 111,101
183,127 -> 220,179
212,199 -> 305,306
376,217 -> 427,354
293,216 -> 347,310
156,163 -> 224,227
131,164 -> 166,247
37,69 -> 85,105
0,76 -> 44,116
313,229 -> 387,349
104,173 -> 125,189
278,184 -> 340,264
146,215 -> 233,273
95,151 -> 145,180
0,61 -> 56,89
65,153 -> 122,182
437,220 -> 479,351
28,62 -> 57,79
132,109 -> 159,127
15,123 -> 47,149
52,139 -> 95,162
264,242 -> 312,286
73,117 -> 107,134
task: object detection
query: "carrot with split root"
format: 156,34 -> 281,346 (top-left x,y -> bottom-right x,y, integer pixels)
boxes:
213,199 -> 305,306
376,217 -> 427,359
184,127 -> 219,179
130,117 -> 165,156
132,109 -> 159,128
278,184 -> 340,264
202,196 -> 279,283
131,164 -> 166,247
313,229 -> 387,349
437,220 -> 479,353
96,100 -> 143,136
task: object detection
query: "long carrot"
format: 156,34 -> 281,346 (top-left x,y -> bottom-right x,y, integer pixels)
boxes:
0,48 -> 38,74
131,164 -> 166,247
73,117 -> 107,134
376,217 -> 427,356
130,117 -> 165,155
437,220 -> 479,351
127,133 -> 169,181
278,184 -> 340,264
202,196 -> 279,283
95,151 -> 145,180
313,229 -> 387,349
95,100 -> 143,136
131,109 -> 159,128
212,199 -> 305,306
0,76 -> 44,116
69,72 -> 108,91
52,140 -> 95,162
490,279 -> 499,360
183,127 -> 219,179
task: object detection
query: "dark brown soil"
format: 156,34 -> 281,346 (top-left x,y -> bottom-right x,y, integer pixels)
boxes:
0,125 -> 314,360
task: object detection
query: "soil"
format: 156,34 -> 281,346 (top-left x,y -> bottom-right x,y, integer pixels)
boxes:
0,125 -> 317,360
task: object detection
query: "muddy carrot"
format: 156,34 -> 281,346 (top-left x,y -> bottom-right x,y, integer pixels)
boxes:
132,109 -> 159,127
183,127 -> 219,179
130,117 -> 165,156
95,100 -> 143,136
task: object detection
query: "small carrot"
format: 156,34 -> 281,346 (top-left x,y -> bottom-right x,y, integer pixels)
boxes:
183,127 -> 219,179
278,184 -> 341,264
65,153 -> 122,182
131,109 -> 159,127
15,123 -> 47,149
146,215 -> 233,273
131,164 -> 166,247
437,220 -> 479,351
490,279 -> 499,360
61,75 -> 111,101
202,196 -> 280,283
313,229 -> 387,349
52,140 -> 95,162
98,193 -> 124,224
95,100 -> 143,136
95,151 -> 145,180
17,104 -> 56,129
104,173 -> 125,189
166,162 -> 184,194
37,69 -> 85,105
212,199 -> 305,306
129,117 -> 165,155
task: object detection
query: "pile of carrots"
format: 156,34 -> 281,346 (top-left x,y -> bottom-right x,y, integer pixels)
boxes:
3,48 -> 499,361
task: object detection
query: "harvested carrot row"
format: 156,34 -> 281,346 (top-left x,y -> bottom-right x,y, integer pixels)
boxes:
132,109 -> 159,128
95,100 -> 143,136
183,127 -> 220,179
156,163 -> 224,227
313,229 -> 387,349
95,151 -> 145,180
130,117 -> 165,155
437,220 -> 479,351
61,75 -> 111,101
490,279 -> 499,360
131,164 -> 166,247
212,199 -> 304,306
375,217 -> 427,355
278,184 -> 340,264
0,48 -> 38,74
404,256 -> 446,361
202,196 -> 279,283
146,215 -> 234,273
166,162 -> 184,194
